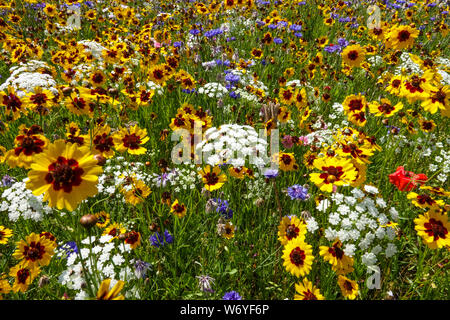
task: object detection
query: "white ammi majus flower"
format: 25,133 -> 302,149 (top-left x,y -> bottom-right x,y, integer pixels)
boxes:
196,124 -> 270,169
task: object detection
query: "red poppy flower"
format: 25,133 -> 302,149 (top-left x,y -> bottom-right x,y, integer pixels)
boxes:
388,166 -> 427,191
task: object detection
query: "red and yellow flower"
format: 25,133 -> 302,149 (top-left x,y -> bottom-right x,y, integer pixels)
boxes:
26,140 -> 102,211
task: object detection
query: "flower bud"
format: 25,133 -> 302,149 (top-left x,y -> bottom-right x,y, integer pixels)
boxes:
80,214 -> 98,229
38,275 -> 50,288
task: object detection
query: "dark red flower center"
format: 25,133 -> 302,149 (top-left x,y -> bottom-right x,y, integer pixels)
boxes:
125,231 -> 139,245
320,166 -> 344,183
286,224 -> 299,240
3,93 -> 22,111
17,268 -> 30,284
302,290 -> 318,300
14,135 -> 45,156
94,133 -> 114,152
23,241 -> 45,262
289,247 -> 305,266
424,218 -> 448,241
379,103 -> 395,114
347,50 -> 359,61
348,99 -> 364,112
329,244 -> 344,259
30,93 -> 48,105
122,133 -> 142,150
398,30 -> 411,42
45,156 -> 84,192
204,172 -> 219,185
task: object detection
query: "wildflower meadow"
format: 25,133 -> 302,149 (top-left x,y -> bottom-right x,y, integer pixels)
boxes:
0,0 -> 449,303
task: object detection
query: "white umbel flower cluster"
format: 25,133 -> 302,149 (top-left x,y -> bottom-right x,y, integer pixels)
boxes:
317,186 -> 399,266
0,60 -> 58,97
0,179 -> 53,222
198,82 -> 229,98
58,235 -> 136,300
196,124 -> 269,169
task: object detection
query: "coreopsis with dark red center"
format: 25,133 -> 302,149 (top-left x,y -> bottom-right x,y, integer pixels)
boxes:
22,87 -> 55,112
294,278 -> 325,300
388,166 -> 427,192
341,44 -> 365,67
277,216 -> 307,245
4,131 -> 49,169
199,165 -> 227,191
337,275 -> 359,300
273,152 -> 299,172
407,192 -> 444,210
26,140 -> 102,211
89,125 -> 115,158
13,233 -> 56,268
282,237 -> 314,277
414,208 -> 450,249
310,157 -> 357,193
124,231 -> 141,249
170,199 -> 187,218
9,262 -> 40,293
113,124 -> 149,155
319,239 -> 354,275
0,86 -> 27,120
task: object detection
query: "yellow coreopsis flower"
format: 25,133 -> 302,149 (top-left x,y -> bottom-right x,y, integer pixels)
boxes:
414,209 -> 450,249
385,24 -> 419,50
113,125 -> 149,155
282,237 -> 314,278
199,165 -> 227,191
0,226 -> 13,245
170,199 -> 187,218
26,140 -> 102,211
13,233 -> 56,268
310,157 -> 357,193
341,44 -> 365,68
96,279 -> 125,300
277,216 -> 307,246
319,240 -> 354,275
9,262 -> 40,293
294,278 -> 325,300
338,275 -> 359,300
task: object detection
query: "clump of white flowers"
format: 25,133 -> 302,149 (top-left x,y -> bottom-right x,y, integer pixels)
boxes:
316,186 -> 400,267
198,82 -> 229,98
0,60 -> 58,96
147,80 -> 164,95
0,179 -> 53,222
196,124 -> 269,169
58,235 -> 137,300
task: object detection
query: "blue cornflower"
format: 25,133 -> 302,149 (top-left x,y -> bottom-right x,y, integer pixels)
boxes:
225,73 -> 240,83
1,175 -> 14,187
189,29 -> 200,36
229,91 -> 240,99
150,230 -> 173,248
263,169 -> 279,179
273,38 -> 283,44
213,198 -> 233,219
204,28 -> 223,38
294,32 -> 303,38
58,241 -> 78,259
289,24 -> 302,32
337,38 -> 349,48
324,44 -> 341,53
173,41 -> 183,48
287,184 -> 309,200
134,260 -> 152,279
223,291 -> 242,300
